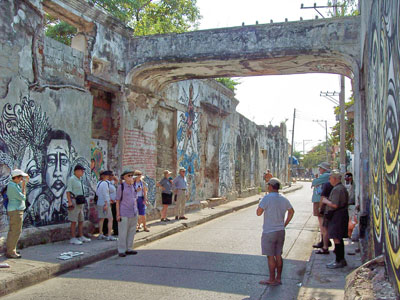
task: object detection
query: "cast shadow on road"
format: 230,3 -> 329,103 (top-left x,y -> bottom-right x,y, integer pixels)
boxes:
58,249 -> 330,300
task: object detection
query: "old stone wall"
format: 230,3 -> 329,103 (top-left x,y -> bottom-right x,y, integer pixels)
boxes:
0,0 -> 288,250
361,0 -> 400,294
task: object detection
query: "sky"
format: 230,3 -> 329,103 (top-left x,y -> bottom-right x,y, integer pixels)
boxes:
196,0 -> 353,154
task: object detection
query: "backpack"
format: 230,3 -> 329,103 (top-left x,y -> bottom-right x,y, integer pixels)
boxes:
1,186 -> 8,211
94,181 -> 110,204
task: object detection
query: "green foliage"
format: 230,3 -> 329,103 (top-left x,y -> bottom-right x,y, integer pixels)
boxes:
302,142 -> 330,169
331,97 -> 354,152
327,0 -> 359,17
44,14 -> 77,46
89,0 -> 201,35
215,78 -> 240,93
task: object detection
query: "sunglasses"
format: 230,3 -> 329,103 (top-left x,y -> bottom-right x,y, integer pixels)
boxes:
127,174 -> 134,177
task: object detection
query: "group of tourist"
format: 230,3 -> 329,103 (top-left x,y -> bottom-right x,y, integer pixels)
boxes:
311,162 -> 354,269
4,165 -> 189,259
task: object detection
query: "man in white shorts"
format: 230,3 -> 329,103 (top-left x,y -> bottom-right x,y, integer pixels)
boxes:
257,178 -> 294,286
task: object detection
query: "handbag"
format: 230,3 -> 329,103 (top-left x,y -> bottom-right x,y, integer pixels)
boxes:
75,180 -> 86,205
75,195 -> 86,205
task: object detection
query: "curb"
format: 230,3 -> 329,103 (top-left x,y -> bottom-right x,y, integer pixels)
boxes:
0,184 -> 303,297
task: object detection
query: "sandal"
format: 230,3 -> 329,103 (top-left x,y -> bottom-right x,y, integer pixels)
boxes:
259,280 -> 279,286
315,248 -> 329,254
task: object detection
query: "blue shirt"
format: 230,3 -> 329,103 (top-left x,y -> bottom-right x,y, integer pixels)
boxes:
173,175 -> 187,190
6,181 -> 26,211
159,178 -> 173,194
311,172 -> 330,203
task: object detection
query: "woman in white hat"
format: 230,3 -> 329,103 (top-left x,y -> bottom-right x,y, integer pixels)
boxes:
5,169 -> 29,259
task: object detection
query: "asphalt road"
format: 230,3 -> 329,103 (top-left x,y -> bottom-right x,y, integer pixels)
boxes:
3,182 -> 318,300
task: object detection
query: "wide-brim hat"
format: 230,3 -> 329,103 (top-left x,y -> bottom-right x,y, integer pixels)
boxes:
179,167 -> 186,172
163,170 -> 172,175
11,169 -> 28,178
318,162 -> 331,171
133,170 -> 145,179
121,170 -> 136,178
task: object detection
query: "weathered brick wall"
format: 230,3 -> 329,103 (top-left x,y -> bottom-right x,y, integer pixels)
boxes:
43,37 -> 85,86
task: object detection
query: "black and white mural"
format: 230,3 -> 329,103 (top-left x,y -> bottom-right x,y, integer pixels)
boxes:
0,97 -> 94,229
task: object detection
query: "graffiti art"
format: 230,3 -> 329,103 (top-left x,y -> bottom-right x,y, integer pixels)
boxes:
177,82 -> 200,202
368,0 -> 400,291
0,97 -> 94,229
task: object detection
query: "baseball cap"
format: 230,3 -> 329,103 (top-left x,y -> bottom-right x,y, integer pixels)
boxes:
268,177 -> 281,189
74,164 -> 85,171
11,169 -> 28,178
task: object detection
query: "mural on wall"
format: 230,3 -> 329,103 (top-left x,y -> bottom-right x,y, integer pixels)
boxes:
368,0 -> 400,291
143,175 -> 156,206
91,139 -> 108,181
0,97 -> 94,229
219,120 -> 232,196
177,83 -> 200,202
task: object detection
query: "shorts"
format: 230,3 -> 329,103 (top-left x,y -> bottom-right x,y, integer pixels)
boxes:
162,193 -> 172,205
261,230 -> 285,256
96,204 -> 113,219
68,200 -> 84,222
137,196 -> 146,216
313,202 -> 321,216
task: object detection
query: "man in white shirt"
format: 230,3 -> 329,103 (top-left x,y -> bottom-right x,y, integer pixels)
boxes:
96,171 -> 117,241
256,178 -> 295,286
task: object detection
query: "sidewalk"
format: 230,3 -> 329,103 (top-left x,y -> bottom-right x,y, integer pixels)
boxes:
297,235 -> 363,299
0,184 -> 302,297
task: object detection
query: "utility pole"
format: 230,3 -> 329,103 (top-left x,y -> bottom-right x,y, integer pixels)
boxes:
313,120 -> 329,162
339,75 -> 346,173
332,0 -> 347,173
289,108 -> 296,185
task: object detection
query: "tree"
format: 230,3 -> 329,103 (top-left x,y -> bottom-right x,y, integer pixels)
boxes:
331,97 -> 354,152
88,0 -> 201,35
302,142 -> 332,169
44,14 -> 77,46
215,78 -> 240,93
327,0 -> 359,17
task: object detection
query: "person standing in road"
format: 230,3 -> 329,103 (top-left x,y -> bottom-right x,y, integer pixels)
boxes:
66,165 -> 91,245
5,169 -> 30,259
96,170 -> 117,241
320,170 -> 349,268
157,170 -> 173,222
311,162 -> 333,254
257,178 -> 295,286
173,167 -> 188,220
116,170 -> 139,257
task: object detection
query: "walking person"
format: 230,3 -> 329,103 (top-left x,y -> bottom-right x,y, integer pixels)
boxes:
134,170 -> 150,232
116,170 -> 139,257
5,169 -> 30,259
66,165 -> 91,245
157,170 -> 173,222
257,178 -> 295,286
173,167 -> 188,220
311,162 -> 333,254
96,171 -> 117,241
320,170 -> 349,268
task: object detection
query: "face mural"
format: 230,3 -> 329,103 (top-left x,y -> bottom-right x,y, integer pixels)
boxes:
45,138 -> 70,199
0,97 -> 94,228
177,82 -> 200,202
368,0 -> 400,291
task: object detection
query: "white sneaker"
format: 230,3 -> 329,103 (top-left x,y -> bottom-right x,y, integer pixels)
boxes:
97,234 -> 106,240
105,235 -> 117,241
78,236 -> 91,243
70,238 -> 83,245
